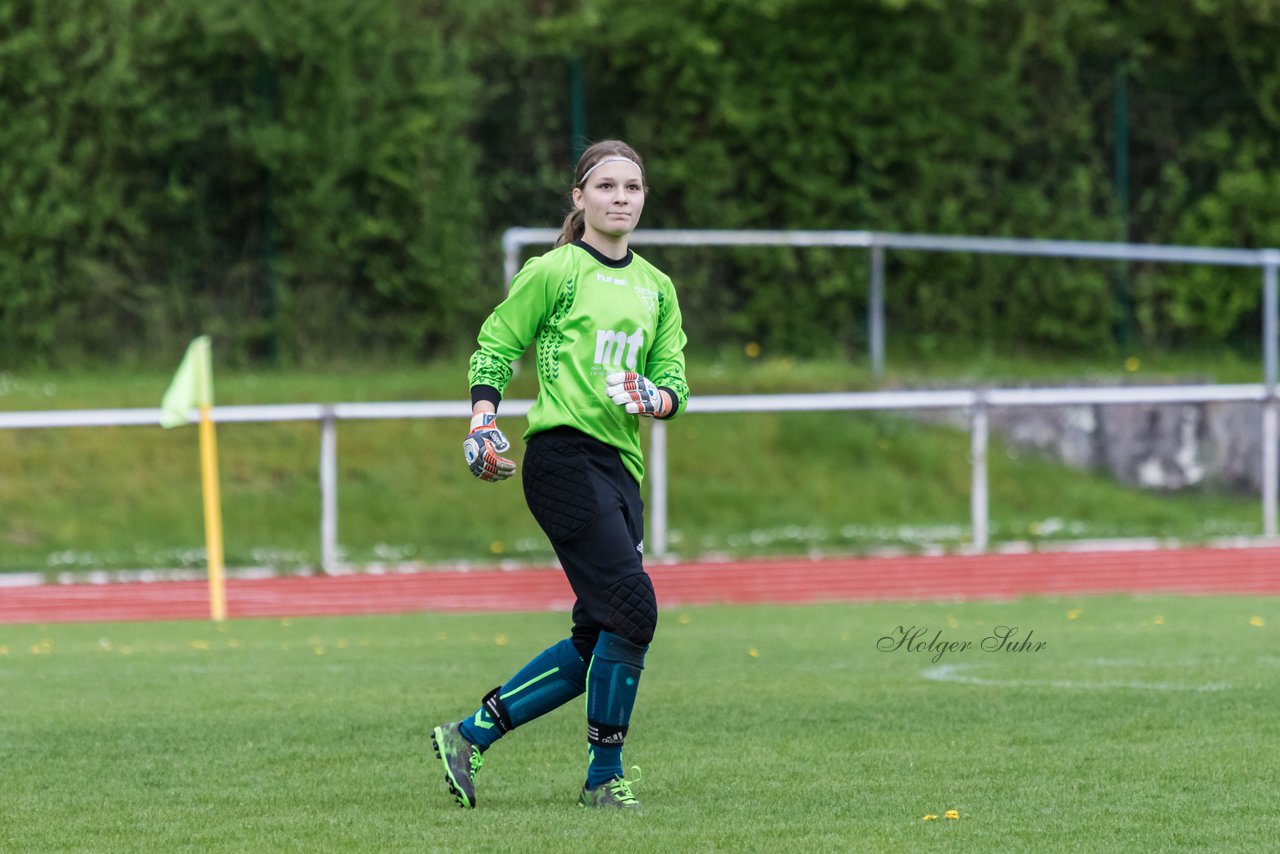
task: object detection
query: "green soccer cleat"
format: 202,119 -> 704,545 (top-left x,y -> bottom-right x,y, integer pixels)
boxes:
578,769 -> 644,812
431,722 -> 484,809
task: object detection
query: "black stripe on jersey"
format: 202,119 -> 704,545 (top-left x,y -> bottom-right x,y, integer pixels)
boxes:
573,239 -> 632,269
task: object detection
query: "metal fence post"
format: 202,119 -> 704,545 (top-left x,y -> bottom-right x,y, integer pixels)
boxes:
503,230 -> 521,294
1264,257 -> 1279,538
870,241 -> 886,379
970,394 -> 990,552
650,419 -> 668,557
1264,256 -> 1279,389
320,407 -> 338,574
1264,399 -> 1278,539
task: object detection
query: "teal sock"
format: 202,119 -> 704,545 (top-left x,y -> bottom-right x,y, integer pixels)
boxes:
585,631 -> 647,788
459,638 -> 587,751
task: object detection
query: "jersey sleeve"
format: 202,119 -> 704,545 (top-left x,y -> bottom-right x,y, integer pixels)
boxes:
468,256 -> 556,397
646,277 -> 690,419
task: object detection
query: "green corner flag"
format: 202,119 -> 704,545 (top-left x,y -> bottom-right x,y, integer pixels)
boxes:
160,335 -> 227,622
161,336 -> 213,428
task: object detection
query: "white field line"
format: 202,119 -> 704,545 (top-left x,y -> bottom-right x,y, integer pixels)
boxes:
922,663 -> 1230,692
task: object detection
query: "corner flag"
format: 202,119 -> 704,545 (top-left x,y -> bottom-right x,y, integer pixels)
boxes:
161,335 -> 212,427
162,336 -> 227,622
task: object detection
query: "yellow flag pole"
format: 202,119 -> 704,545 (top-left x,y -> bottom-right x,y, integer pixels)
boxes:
198,402 -> 227,622
162,336 -> 226,622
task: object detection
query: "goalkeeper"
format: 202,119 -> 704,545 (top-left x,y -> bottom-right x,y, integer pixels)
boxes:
431,139 -> 690,812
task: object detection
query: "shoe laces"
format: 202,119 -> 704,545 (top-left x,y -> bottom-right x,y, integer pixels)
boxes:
469,747 -> 485,777
607,766 -> 642,802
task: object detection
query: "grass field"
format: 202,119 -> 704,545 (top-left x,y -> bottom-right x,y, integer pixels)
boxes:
0,354 -> 1267,575
3,595 -> 1277,851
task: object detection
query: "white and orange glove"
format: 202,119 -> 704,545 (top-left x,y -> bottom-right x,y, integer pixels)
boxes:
463,412 -> 516,482
605,371 -> 673,418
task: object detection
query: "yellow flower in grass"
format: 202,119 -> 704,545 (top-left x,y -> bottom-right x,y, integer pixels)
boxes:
945,810 -> 960,820
1250,616 -> 1265,627
1067,609 -> 1082,621
921,814 -> 938,821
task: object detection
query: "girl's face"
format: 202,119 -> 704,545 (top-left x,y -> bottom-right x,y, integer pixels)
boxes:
573,160 -> 646,243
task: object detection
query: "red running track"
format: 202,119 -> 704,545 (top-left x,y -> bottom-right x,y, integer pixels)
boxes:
2,546 -> 1279,625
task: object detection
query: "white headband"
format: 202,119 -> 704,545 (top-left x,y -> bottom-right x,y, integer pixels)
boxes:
577,156 -> 643,185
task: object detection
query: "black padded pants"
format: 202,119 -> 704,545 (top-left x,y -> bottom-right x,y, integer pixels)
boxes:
522,426 -> 658,660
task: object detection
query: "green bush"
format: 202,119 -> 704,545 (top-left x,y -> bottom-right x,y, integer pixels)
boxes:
2,0 -> 1279,366
0,0 -> 480,366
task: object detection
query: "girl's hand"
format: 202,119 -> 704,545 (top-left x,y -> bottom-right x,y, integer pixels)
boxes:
605,372 -> 672,418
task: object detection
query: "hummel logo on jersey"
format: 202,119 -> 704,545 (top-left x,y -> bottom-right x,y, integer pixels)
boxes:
596,272 -> 628,286
594,328 -> 643,370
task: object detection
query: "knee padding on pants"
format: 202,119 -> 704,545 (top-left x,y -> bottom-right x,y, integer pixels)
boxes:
602,573 -> 658,646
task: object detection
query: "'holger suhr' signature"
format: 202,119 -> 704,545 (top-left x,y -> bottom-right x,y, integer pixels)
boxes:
877,625 -> 1047,663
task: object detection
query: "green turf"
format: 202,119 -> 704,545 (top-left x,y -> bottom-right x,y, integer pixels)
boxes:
1,596 -> 1276,851
0,355 -> 1267,574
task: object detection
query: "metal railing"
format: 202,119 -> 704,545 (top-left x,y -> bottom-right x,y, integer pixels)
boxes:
2,384 -> 1275,572
502,228 -> 1280,385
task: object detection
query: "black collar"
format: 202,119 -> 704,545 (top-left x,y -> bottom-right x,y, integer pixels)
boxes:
573,239 -> 632,269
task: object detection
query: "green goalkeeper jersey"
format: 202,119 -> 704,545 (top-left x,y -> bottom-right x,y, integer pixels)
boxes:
469,240 -> 690,485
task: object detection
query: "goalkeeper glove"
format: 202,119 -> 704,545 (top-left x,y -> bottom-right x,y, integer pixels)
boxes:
463,412 -> 516,482
605,371 -> 673,418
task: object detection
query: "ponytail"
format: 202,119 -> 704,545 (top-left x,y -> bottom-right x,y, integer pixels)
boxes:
555,208 -> 585,248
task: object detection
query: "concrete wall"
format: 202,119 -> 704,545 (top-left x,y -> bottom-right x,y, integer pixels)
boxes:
989,401 -> 1265,492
